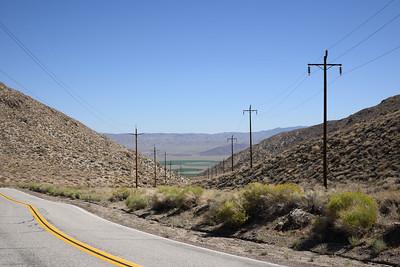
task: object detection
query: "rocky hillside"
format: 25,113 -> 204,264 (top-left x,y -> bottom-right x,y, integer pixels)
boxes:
200,95 -> 400,189
0,83 -> 187,187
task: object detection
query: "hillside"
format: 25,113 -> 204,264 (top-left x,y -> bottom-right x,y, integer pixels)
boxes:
200,95 -> 400,189
104,127 -> 303,160
0,83 -> 187,187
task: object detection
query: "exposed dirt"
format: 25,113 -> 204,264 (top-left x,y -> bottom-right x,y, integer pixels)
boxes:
20,189 -> 396,267
0,83 -> 187,187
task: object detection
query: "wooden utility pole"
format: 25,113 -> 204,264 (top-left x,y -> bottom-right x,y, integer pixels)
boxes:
129,127 -> 143,188
222,158 -> 225,173
164,152 -> 167,184
153,145 -> 158,187
227,135 -> 237,172
243,105 -> 257,168
169,161 -> 172,179
308,50 -> 342,189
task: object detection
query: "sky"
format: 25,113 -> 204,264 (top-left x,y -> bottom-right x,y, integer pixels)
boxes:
0,0 -> 399,134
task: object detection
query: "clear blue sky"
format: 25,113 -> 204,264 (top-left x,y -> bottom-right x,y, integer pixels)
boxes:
1,0 -> 399,133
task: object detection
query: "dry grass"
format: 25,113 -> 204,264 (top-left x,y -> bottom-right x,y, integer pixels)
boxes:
18,182 -> 110,202
241,182 -> 305,219
125,189 -> 150,211
109,187 -> 131,202
151,186 -> 204,211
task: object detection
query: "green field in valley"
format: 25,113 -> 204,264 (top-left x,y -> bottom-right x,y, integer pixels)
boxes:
161,160 -> 218,177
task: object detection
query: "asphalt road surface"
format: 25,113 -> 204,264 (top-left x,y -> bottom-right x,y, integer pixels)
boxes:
0,188 -> 284,267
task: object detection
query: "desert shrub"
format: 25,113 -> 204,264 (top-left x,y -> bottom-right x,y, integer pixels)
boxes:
241,182 -> 304,219
371,239 -> 387,254
151,186 -> 204,211
327,191 -> 378,235
304,190 -> 328,215
23,182 -> 42,192
79,192 -> 102,202
109,188 -> 130,202
126,190 -> 149,211
348,236 -> 362,247
210,197 -> 248,228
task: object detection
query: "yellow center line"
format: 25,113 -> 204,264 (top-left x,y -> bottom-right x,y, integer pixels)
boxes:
0,191 -> 142,267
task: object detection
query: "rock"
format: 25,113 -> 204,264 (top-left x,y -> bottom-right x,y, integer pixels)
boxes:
275,209 -> 314,231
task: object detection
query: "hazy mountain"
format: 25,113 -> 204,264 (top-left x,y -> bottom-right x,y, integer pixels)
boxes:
104,127 -> 304,160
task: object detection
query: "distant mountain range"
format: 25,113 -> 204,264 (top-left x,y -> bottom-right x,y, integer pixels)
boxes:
104,127 -> 304,160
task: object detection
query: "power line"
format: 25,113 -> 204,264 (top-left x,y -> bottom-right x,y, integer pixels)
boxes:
257,1 -> 398,115
292,43 -> 400,112
0,68 -> 48,105
333,12 -> 400,61
344,44 -> 400,75
328,0 -> 396,50
0,20 -> 126,131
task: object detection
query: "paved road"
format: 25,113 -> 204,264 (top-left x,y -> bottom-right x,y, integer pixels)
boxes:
0,188 -> 283,267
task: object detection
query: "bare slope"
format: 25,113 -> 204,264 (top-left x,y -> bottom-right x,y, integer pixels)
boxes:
200,95 -> 400,189
0,83 -> 186,187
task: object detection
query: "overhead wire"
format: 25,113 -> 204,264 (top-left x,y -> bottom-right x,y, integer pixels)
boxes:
262,0 -> 399,116
327,0 -> 396,51
333,12 -> 400,61
260,1 -> 399,126
0,68 -> 49,105
0,20 -> 127,132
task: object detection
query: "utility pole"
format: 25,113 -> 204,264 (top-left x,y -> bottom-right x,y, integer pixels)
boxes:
243,105 -> 258,168
169,161 -> 172,179
129,127 -> 143,188
227,135 -> 237,172
164,152 -> 167,184
308,50 -> 342,189
153,145 -> 158,187
222,158 -> 225,173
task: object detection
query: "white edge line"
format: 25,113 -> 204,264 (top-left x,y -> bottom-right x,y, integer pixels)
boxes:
3,188 -> 287,267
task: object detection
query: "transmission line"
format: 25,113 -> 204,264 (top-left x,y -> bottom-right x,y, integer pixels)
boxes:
328,0 -> 396,50
0,68 -> 48,105
0,20 -> 126,131
333,12 -> 400,61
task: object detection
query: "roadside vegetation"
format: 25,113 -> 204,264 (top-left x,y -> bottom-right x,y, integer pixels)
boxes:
15,181 -> 398,265
19,182 -> 107,202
